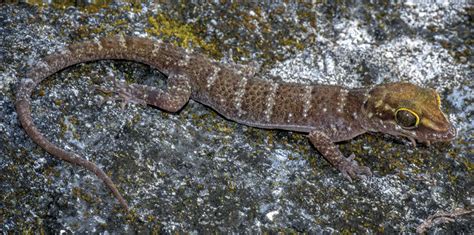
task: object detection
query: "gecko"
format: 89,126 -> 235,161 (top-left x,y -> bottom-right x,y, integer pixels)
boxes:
15,35 -> 457,210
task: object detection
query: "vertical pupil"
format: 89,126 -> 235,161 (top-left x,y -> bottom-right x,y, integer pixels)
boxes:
397,110 -> 417,127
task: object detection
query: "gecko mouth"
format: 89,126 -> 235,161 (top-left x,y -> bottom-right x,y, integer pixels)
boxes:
402,125 -> 457,147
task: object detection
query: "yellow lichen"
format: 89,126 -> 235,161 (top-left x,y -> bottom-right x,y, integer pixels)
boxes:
146,14 -> 221,58
216,122 -> 234,134
58,117 -> 67,138
72,187 -> 96,204
463,158 -> 473,172
26,0 -> 114,13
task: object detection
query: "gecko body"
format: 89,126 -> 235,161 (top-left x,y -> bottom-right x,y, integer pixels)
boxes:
16,35 -> 456,210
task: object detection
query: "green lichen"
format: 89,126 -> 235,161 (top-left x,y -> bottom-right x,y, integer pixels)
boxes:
77,24 -> 106,38
124,209 -> 141,224
146,14 -> 221,58
58,117 -> 67,138
130,113 -> 142,126
462,158 -> 473,172
215,122 -> 234,135
119,3 -> 142,14
26,0 -> 114,13
72,187 -> 98,206
53,99 -> 63,106
43,165 -> 60,186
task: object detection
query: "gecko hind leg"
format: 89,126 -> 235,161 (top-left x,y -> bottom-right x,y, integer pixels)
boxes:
96,70 -> 192,112
95,77 -> 147,108
308,130 -> 372,181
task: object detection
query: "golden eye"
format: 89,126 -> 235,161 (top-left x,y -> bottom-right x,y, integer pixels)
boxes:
395,108 -> 419,129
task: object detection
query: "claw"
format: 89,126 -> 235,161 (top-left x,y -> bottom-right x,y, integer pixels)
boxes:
338,153 -> 372,181
95,79 -> 147,108
348,153 -> 356,161
342,171 -> 353,183
94,85 -> 109,94
408,137 -> 417,147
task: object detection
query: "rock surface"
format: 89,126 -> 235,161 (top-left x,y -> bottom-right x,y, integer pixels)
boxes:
0,2 -> 472,233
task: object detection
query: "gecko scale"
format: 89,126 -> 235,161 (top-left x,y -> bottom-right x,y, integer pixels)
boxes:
16,35 -> 456,210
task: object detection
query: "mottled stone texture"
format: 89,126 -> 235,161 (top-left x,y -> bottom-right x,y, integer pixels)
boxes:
4,2 -> 470,233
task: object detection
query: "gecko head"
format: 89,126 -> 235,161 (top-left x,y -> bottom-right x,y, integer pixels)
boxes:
362,82 -> 456,146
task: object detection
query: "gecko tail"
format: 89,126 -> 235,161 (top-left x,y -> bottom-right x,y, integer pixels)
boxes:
15,85 -> 130,210
16,35 -> 191,210
13,35 -> 170,211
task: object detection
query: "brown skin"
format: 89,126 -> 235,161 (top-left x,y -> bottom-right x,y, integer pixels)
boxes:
15,35 -> 456,210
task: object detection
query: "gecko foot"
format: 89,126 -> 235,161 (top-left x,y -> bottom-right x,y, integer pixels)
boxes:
338,154 -> 372,182
94,79 -> 147,108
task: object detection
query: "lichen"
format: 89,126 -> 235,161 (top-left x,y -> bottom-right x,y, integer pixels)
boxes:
27,0 -> 116,13
146,14 -> 221,58
72,187 -> 98,206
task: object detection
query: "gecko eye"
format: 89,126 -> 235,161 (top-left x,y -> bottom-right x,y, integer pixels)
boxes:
395,108 -> 419,129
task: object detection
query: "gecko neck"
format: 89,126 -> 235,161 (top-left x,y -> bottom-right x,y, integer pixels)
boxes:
325,87 -> 371,141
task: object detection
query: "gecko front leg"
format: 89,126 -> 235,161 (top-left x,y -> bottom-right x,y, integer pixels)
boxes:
308,130 -> 372,181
